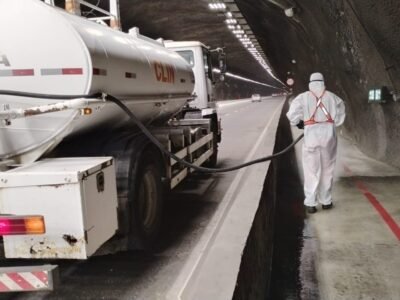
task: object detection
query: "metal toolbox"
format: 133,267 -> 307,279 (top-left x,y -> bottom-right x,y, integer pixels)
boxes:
0,157 -> 118,259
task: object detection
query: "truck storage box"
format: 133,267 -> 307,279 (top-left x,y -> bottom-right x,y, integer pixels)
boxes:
0,157 -> 118,259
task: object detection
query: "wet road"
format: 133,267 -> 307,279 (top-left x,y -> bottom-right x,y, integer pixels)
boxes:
1,97 -> 285,300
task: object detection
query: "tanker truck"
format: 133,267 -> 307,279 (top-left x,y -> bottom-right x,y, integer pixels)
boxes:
0,0 -> 224,291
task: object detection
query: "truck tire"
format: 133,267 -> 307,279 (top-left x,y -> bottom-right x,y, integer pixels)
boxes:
129,147 -> 164,250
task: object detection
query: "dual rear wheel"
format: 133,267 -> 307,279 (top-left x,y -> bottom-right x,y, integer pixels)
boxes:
129,148 -> 164,250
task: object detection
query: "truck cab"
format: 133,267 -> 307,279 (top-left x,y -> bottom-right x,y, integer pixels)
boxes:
165,41 -> 223,165
164,41 -> 218,116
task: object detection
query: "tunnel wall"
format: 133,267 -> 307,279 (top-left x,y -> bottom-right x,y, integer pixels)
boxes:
237,0 -> 400,167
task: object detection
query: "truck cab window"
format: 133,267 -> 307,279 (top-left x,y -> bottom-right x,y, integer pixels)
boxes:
176,50 -> 195,66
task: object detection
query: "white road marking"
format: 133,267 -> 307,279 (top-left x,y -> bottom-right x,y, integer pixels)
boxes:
216,99 -> 252,108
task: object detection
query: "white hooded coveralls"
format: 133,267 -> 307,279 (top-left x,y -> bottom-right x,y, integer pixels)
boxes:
286,73 -> 345,207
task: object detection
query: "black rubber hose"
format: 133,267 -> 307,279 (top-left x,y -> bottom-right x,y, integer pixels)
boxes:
0,90 -> 102,100
0,90 -> 304,173
105,95 -> 304,173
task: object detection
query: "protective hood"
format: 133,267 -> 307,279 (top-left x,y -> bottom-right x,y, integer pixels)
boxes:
309,72 -> 325,97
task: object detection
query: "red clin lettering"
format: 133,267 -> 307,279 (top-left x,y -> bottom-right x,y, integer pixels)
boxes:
154,62 -> 175,84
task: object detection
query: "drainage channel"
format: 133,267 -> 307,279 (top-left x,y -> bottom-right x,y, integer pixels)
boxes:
267,130 -> 312,299
267,101 -> 319,300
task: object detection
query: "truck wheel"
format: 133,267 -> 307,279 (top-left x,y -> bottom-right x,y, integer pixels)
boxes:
130,148 -> 164,250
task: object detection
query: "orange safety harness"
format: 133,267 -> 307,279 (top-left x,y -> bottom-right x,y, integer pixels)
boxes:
304,90 -> 334,126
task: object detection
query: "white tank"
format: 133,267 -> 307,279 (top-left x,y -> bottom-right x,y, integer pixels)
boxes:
0,0 -> 195,163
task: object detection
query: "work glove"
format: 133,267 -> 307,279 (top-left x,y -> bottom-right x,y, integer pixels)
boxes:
296,120 -> 304,130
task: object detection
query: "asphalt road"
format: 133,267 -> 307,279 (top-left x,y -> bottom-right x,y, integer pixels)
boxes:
1,97 -> 284,300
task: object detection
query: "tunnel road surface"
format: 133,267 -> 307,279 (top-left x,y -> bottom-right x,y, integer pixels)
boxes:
1,96 -> 285,300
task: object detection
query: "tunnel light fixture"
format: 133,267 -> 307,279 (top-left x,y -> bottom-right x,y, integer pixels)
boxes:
284,7 -> 294,18
225,11 -> 233,18
208,2 -> 226,11
213,68 -> 284,90
207,0 -> 285,87
233,30 -> 244,34
225,18 -> 237,24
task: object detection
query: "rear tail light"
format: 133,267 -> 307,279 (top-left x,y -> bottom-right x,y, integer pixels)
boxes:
0,216 -> 45,236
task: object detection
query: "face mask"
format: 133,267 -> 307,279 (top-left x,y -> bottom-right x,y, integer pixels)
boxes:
309,81 -> 325,97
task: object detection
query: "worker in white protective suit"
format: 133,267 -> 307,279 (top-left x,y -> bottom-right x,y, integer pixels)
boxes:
286,73 -> 345,213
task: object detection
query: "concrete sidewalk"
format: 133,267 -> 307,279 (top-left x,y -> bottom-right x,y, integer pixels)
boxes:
293,128 -> 400,300
167,99 -> 285,300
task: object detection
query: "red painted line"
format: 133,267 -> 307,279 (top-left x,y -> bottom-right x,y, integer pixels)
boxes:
12,69 -> 34,76
355,180 -> 368,193
362,191 -> 400,240
0,280 -> 10,292
345,165 -> 400,241
7,273 -> 35,290
62,68 -> 83,75
32,271 -> 48,285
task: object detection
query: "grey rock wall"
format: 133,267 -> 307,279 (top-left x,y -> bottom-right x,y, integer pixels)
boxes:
237,0 -> 400,167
